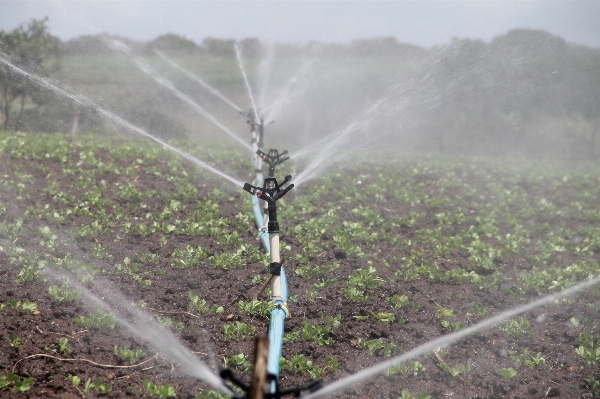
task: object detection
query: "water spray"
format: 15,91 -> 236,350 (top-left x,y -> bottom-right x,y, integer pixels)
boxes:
0,53 -> 244,187
155,49 -> 244,113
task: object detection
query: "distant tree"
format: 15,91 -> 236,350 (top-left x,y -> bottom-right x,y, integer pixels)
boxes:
0,17 -> 59,130
202,37 -> 236,57
143,33 -> 203,55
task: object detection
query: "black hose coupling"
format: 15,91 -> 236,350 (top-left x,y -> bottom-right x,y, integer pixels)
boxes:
269,261 -> 283,276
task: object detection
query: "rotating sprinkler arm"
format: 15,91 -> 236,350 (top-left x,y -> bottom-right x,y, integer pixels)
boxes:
256,149 -> 290,178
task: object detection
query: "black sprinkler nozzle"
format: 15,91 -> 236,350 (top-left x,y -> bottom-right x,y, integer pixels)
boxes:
243,176 -> 294,234
256,149 -> 290,178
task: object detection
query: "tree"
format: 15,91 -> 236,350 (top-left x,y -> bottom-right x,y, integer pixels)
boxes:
0,17 -> 59,130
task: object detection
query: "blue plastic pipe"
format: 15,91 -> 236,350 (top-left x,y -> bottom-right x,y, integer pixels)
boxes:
267,267 -> 288,394
251,165 -> 270,253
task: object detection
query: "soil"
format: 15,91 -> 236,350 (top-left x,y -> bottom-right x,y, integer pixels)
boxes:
1,136 -> 600,399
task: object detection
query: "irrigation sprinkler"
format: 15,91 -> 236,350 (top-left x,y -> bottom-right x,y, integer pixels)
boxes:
256,149 -> 290,241
218,175 -> 321,398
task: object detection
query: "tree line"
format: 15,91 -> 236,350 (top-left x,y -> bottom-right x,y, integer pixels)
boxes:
1,18 -> 599,159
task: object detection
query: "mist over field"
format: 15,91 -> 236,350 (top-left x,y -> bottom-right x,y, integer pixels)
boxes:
1,18 -> 599,161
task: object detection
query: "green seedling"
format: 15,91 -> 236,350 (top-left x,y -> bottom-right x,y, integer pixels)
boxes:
237,299 -> 274,319
356,338 -> 400,357
434,302 -> 454,319
385,361 -> 426,377
285,322 -> 332,345
508,349 -> 545,368
2,373 -> 34,393
342,287 -> 371,302
386,294 -> 412,309
399,390 -> 431,399
497,317 -> 531,337
500,367 -> 518,378
74,310 -> 117,330
466,302 -> 489,318
347,266 -> 384,289
439,362 -> 471,377
157,316 -> 172,327
280,355 -> 338,379
114,346 -> 146,364
319,312 -> 342,328
586,378 -> 600,397
441,320 -> 463,331
48,284 -> 81,303
142,380 -> 176,399
58,338 -> 72,356
575,331 -> 600,365
8,333 -> 21,349
195,390 -> 231,399
222,322 -> 255,341
223,353 -> 252,373
189,290 -> 209,313
22,300 -> 37,313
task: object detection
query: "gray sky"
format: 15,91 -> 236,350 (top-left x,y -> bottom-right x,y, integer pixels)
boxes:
1,1 -> 600,48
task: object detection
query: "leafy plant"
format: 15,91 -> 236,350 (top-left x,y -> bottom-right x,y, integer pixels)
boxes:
114,346 -> 146,364
399,390 -> 431,399
285,322 -> 332,345
434,302 -> 455,319
74,310 -> 117,330
385,361 -> 426,377
280,355 -> 338,379
222,322 -> 256,341
223,353 -> 252,373
0,373 -> 34,392
142,380 -> 176,399
500,367 -> 518,378
58,338 -> 72,356
48,284 -> 81,303
508,349 -> 545,368
439,362 -> 471,377
356,338 -> 400,357
237,299 -> 274,319
342,287 -> 371,302
497,317 -> 531,337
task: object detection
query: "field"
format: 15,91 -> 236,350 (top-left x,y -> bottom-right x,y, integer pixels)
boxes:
1,131 -> 600,399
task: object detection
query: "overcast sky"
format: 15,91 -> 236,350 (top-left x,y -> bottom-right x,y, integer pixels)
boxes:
1,1 -> 599,48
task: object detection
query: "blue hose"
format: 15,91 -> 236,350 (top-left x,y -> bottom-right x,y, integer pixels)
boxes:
267,267 -> 288,393
251,167 -> 270,253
